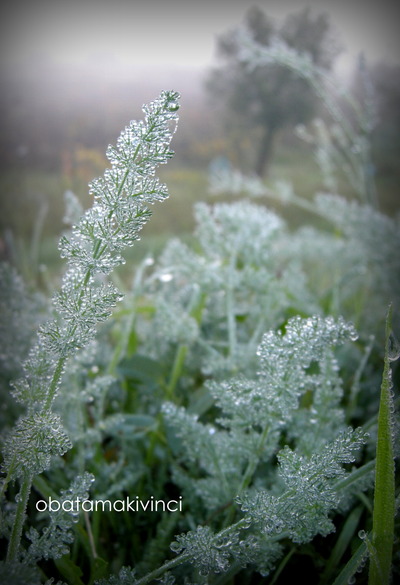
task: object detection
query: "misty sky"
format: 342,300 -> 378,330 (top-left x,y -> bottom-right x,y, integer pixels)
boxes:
1,0 -> 400,78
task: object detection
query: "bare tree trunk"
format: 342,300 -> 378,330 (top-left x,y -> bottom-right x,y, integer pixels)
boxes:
255,125 -> 276,177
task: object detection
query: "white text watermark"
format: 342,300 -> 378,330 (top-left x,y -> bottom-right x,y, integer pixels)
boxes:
36,496 -> 183,513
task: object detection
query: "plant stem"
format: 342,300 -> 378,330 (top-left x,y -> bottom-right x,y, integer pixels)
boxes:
166,344 -> 188,401
166,286 -> 205,401
225,424 -> 270,527
226,250 -> 237,362
7,472 -> 33,562
334,459 -> 375,492
238,423 -> 270,494
133,553 -> 190,585
43,355 -> 67,410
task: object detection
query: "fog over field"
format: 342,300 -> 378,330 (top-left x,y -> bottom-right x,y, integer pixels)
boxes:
1,0 -> 399,165
1,0 -> 399,237
2,0 -> 399,73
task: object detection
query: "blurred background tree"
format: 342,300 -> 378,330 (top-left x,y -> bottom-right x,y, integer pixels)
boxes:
206,6 -> 342,177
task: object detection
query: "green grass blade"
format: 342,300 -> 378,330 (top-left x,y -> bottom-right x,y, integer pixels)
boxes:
368,305 -> 397,585
320,505 -> 363,585
332,540 -> 368,585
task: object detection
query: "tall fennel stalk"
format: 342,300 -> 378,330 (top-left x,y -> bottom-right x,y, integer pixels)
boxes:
1,90 -> 180,563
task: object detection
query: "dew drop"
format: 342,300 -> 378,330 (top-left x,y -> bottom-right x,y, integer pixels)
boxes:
170,541 -> 181,553
348,325 -> 359,341
388,332 -> 400,362
242,516 -> 252,528
358,529 -> 367,540
166,101 -> 179,112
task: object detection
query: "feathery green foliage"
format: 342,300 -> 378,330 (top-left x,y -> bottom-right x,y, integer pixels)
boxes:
1,90 -> 180,576
0,22 -> 398,585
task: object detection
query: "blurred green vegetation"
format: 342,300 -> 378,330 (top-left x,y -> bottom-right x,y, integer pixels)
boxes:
1,133 -> 399,289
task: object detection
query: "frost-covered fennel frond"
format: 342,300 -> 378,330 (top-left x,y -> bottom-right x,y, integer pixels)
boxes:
161,316 -> 369,579
7,89 -> 179,419
162,315 -> 360,508
1,90 -> 180,563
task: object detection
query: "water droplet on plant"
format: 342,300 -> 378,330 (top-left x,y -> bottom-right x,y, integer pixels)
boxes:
242,516 -> 252,528
358,529 -> 367,540
388,332 -> 400,362
170,541 -> 181,553
349,327 -> 358,341
166,101 -> 179,112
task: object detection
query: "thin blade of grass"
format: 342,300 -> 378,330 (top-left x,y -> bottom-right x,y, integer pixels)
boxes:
368,305 -> 397,585
332,540 -> 368,585
320,505 -> 363,585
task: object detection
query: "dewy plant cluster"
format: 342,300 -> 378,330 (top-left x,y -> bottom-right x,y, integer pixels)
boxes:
0,33 -> 399,585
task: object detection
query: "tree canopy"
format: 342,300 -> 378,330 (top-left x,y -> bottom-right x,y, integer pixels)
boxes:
207,6 -> 341,176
